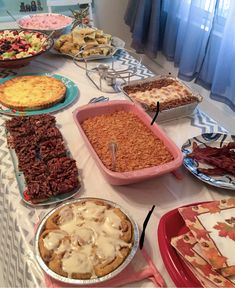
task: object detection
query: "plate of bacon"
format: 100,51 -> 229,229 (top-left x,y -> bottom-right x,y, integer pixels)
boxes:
181,133 -> 235,190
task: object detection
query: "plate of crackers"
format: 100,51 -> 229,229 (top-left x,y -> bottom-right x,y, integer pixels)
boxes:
0,73 -> 79,116
52,27 -> 125,60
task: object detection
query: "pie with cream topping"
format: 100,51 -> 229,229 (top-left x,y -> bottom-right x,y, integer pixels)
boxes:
0,75 -> 66,111
38,199 -> 134,279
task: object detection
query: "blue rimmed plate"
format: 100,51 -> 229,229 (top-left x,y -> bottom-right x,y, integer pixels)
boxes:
182,133 -> 235,190
0,73 -> 79,116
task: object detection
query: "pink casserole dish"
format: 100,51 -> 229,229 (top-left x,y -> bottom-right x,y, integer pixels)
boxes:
73,100 -> 183,185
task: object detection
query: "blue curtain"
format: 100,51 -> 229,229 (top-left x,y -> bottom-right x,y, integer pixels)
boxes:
125,0 -> 235,111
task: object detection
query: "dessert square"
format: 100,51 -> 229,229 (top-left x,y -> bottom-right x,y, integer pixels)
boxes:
26,180 -> 53,202
23,160 -> 48,183
5,116 -> 30,131
39,138 -> 66,162
123,77 -> 198,112
36,126 -> 63,143
49,174 -> 79,195
47,157 -> 78,177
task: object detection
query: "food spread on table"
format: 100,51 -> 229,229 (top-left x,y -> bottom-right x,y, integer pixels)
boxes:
0,75 -> 66,110
38,199 -> 135,279
81,110 -> 174,172
18,14 -> 72,30
0,30 -> 50,60
1,13 -> 233,288
5,115 -> 80,204
54,27 -> 113,58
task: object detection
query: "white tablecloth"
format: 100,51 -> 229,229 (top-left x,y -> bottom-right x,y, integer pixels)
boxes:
0,50 -> 232,288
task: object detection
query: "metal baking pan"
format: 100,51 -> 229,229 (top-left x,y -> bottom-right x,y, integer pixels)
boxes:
119,75 -> 202,123
35,197 -> 139,285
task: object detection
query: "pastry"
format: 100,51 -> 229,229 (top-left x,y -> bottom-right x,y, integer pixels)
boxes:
38,200 -> 134,279
123,78 -> 199,112
0,75 -> 66,111
55,27 -> 113,58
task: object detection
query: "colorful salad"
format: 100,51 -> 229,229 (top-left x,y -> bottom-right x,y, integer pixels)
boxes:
0,30 -> 50,60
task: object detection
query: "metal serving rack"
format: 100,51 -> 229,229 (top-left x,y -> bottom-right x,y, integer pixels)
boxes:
73,45 -> 142,93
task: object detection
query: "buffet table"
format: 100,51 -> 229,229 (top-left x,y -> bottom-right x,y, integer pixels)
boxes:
0,49 -> 232,288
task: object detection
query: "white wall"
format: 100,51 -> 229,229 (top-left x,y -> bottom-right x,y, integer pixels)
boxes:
93,0 -> 132,47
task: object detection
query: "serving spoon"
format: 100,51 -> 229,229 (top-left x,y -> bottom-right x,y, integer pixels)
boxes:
108,142 -> 117,171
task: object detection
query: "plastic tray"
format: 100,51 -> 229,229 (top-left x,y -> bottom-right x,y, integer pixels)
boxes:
120,76 -> 202,123
73,100 -> 183,185
158,203 -> 207,288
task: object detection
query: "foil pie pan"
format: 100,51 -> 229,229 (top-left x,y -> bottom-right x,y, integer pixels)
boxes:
35,197 -> 139,285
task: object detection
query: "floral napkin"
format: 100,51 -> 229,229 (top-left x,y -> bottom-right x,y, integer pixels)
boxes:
179,198 -> 235,277
171,231 -> 235,287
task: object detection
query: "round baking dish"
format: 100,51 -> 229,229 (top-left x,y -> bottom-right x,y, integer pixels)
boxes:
35,197 -> 139,285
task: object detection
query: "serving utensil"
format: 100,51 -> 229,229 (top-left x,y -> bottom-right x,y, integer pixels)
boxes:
6,10 -> 18,23
73,46 -> 142,93
40,30 -> 55,48
108,142 -> 117,171
88,96 -> 109,104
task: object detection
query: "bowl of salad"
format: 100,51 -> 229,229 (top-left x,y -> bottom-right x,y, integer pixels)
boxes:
17,13 -> 73,37
0,29 -> 54,68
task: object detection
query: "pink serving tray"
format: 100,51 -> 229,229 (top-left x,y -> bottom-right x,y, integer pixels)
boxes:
157,203 -> 207,288
73,100 -> 183,185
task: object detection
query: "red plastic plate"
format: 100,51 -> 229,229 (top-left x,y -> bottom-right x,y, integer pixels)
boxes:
158,203 -> 207,288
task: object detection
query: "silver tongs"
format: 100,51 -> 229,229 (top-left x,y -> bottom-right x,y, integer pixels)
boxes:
108,142 -> 117,171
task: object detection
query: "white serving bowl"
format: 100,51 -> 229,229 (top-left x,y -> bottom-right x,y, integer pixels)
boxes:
17,13 -> 73,38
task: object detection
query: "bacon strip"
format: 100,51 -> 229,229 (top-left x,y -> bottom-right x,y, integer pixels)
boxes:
188,142 -> 235,176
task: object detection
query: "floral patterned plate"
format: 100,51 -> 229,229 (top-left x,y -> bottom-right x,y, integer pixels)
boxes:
0,73 -> 79,116
182,133 -> 235,190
